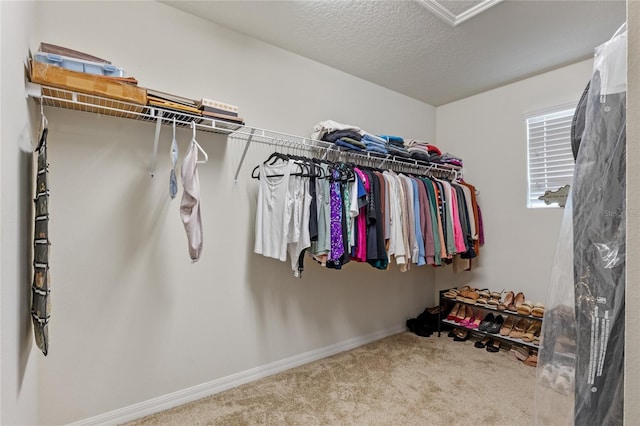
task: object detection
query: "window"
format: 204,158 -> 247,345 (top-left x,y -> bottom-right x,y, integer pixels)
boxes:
526,106 -> 576,208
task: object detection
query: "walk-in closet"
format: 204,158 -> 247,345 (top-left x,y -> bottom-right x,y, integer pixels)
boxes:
1,1 -> 638,425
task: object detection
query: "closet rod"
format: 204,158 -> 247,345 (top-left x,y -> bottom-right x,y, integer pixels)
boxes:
229,130 -> 462,179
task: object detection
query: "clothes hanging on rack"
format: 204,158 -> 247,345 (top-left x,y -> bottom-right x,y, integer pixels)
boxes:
32,127 -> 51,356
180,140 -> 203,262
253,154 -> 483,276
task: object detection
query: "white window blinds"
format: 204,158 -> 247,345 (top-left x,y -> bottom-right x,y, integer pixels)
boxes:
526,108 -> 576,208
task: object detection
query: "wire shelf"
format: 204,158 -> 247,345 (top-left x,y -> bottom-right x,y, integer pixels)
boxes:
26,82 -> 463,181
226,125 -> 463,181
27,83 -> 242,134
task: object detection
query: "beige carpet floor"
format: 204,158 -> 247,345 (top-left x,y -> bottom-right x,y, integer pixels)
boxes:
126,332 -> 537,425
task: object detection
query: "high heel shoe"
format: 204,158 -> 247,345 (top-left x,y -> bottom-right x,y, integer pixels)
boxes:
509,292 -> 525,311
469,313 -> 482,329
454,304 -> 468,323
447,303 -> 462,321
458,305 -> 473,324
498,291 -> 514,311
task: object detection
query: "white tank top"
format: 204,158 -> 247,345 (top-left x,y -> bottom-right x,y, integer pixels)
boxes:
254,160 -> 295,261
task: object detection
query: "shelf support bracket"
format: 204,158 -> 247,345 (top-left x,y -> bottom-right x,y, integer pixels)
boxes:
149,110 -> 163,178
233,128 -> 257,183
25,82 -> 42,99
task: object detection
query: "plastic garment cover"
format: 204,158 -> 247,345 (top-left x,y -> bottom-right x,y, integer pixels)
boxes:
534,25 -> 626,426
534,193 -> 576,425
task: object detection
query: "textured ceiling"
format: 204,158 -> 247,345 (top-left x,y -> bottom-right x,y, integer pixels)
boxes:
162,0 -> 625,106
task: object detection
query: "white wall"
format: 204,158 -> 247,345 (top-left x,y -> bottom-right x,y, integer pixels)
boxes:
0,1 -> 39,425
33,2 -> 437,424
435,60 -> 594,304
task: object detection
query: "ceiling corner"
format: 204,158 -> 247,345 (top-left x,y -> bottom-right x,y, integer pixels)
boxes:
416,0 -> 504,27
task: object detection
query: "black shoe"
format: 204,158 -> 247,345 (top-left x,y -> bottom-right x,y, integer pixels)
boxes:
406,318 -> 417,333
486,315 -> 504,334
478,313 -> 495,332
486,338 -> 501,353
447,330 -> 456,338
416,327 -> 433,337
474,336 -> 491,348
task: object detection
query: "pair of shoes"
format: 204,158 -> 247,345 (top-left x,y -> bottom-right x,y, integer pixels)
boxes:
443,288 -> 458,299
487,290 -> 502,308
499,316 -> 515,335
514,346 -> 530,361
452,305 -> 473,325
523,350 -> 538,367
453,328 -> 470,341
475,289 -> 490,306
486,338 -> 501,353
522,322 -> 541,343
455,285 -> 472,301
531,303 -> 545,318
478,313 -> 504,334
447,303 -> 462,321
509,319 -> 531,339
517,301 -> 534,315
474,336 -> 491,348
497,291 -> 513,311
508,292 -> 525,311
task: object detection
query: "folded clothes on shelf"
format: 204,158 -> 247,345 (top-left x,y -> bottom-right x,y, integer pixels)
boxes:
408,150 -> 434,162
335,139 -> 363,151
312,119 -> 361,141
378,135 -> 405,146
386,144 -> 411,157
365,144 -> 389,155
339,136 -> 366,150
323,129 -> 363,143
405,139 -> 443,156
432,153 -> 463,167
362,132 -> 387,145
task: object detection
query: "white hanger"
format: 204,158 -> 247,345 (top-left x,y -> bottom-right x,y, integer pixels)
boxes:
191,121 -> 208,164
40,102 -> 48,131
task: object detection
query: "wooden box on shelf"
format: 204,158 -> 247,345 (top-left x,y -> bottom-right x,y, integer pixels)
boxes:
30,60 -> 147,106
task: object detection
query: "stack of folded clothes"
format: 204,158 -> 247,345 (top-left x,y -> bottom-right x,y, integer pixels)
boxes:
405,139 -> 442,162
362,133 -> 389,155
323,129 -> 365,151
378,135 -> 410,157
311,119 -> 360,141
432,153 -> 463,167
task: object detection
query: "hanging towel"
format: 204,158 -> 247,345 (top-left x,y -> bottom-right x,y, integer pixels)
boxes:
32,127 -> 51,356
169,124 -> 179,199
180,141 -> 203,261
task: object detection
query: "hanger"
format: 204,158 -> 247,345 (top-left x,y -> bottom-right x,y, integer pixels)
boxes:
40,102 -> 48,132
190,122 -> 208,164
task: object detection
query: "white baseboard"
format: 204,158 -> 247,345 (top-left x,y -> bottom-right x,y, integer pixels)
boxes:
68,325 -> 406,426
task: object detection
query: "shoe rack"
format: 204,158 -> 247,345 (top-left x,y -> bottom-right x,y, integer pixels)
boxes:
437,289 -> 543,350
